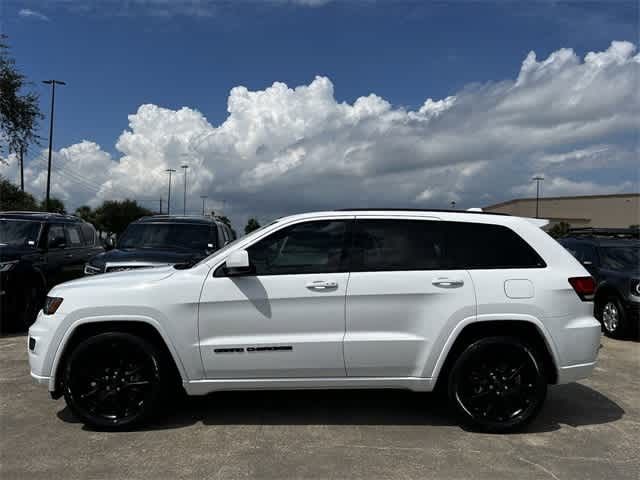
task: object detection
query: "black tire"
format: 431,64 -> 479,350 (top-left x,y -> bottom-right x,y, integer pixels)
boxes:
597,295 -> 629,339
448,336 -> 547,433
62,332 -> 165,430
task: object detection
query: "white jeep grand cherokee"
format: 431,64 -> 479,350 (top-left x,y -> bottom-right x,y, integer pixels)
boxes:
28,210 -> 601,432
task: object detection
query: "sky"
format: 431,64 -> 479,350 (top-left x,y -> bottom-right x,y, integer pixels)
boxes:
1,0 -> 639,226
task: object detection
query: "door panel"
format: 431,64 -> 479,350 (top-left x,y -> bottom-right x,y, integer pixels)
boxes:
199,272 -> 349,378
345,269 -> 475,377
198,218 -> 352,379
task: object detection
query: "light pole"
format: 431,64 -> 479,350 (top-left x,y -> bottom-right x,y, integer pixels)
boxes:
200,195 -> 207,216
532,175 -> 545,218
181,164 -> 189,215
42,79 -> 66,211
165,169 -> 176,215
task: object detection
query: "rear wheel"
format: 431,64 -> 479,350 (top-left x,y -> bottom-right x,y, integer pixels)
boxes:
448,336 -> 547,433
597,296 -> 629,339
62,332 -> 164,429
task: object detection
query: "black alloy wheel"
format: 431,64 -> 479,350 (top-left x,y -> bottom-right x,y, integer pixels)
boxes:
63,332 -> 163,429
448,336 -> 547,433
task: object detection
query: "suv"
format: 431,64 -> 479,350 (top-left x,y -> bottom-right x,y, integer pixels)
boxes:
84,215 -> 235,275
558,228 -> 639,338
28,210 -> 600,432
0,211 -> 103,331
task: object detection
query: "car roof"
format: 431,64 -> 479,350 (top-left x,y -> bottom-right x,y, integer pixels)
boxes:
0,211 -> 84,223
133,215 -> 222,225
562,236 -> 640,248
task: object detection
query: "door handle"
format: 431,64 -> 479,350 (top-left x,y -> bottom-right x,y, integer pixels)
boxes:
432,278 -> 464,288
64,254 -> 74,259
306,280 -> 338,290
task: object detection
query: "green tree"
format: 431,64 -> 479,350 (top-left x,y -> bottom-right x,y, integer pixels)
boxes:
244,217 -> 261,235
0,35 -> 42,157
94,199 -> 152,235
548,221 -> 570,238
39,197 -> 65,214
0,175 -> 38,210
74,205 -> 94,222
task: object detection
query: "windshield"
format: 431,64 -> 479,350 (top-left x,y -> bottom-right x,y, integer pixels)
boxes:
0,219 -> 42,248
117,223 -> 215,251
601,246 -> 640,271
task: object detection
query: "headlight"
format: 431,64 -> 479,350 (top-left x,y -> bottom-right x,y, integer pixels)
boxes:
43,297 -> 63,315
0,261 -> 18,272
84,263 -> 102,275
631,279 -> 640,297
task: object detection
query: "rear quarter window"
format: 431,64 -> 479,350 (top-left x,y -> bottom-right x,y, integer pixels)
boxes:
445,222 -> 546,269
80,224 -> 96,246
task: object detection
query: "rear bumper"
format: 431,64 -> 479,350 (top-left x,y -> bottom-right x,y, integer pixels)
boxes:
553,315 -> 601,384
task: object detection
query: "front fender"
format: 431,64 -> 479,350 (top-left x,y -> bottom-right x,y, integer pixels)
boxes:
47,313 -> 190,392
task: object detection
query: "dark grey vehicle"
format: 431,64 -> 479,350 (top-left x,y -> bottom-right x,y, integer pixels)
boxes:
84,215 -> 235,275
0,212 -> 103,331
559,228 -> 639,338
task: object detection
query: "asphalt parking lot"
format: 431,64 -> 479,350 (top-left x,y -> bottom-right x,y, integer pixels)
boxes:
1,335 -> 638,480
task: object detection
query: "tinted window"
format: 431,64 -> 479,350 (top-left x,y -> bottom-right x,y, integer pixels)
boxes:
247,220 -> 348,275
0,219 -> 41,248
118,223 -> 215,251
47,224 -> 66,248
446,222 -> 545,269
352,220 -> 445,272
65,225 -> 83,247
600,246 -> 639,270
351,220 -> 544,271
80,224 -> 96,246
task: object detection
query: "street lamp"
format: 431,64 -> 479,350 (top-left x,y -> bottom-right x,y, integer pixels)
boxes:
165,169 -> 176,215
200,195 -> 207,216
181,165 -> 189,215
42,79 -> 66,212
532,175 -> 545,218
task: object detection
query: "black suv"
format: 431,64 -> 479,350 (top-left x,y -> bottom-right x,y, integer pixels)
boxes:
84,215 -> 235,275
0,211 -> 104,331
559,228 -> 639,338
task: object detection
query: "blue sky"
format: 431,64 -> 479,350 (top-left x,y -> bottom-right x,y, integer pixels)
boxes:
2,1 -> 639,219
7,1 -> 637,155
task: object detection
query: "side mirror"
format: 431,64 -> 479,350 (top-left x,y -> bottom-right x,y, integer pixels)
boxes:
225,249 -> 252,276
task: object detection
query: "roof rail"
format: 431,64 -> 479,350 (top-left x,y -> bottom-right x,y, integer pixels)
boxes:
0,211 -> 82,221
334,208 -> 510,216
566,227 -> 639,239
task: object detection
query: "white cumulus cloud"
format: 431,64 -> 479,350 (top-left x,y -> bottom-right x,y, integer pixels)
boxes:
3,41 -> 639,227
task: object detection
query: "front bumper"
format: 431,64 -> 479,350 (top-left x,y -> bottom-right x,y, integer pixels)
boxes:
28,309 -> 64,392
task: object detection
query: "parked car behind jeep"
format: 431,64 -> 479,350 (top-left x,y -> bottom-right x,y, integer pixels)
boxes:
0,212 -> 103,331
558,228 -> 640,338
84,215 -> 235,275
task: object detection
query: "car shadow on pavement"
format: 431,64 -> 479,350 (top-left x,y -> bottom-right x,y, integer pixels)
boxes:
57,382 -> 624,434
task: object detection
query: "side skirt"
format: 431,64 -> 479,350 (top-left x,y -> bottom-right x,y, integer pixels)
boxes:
184,377 -> 435,396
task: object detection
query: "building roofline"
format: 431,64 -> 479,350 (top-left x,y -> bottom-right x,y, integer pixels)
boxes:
484,192 -> 640,210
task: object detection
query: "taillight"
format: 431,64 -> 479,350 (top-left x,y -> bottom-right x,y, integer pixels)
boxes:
568,277 -> 596,301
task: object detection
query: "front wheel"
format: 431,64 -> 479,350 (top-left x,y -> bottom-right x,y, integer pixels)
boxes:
448,336 -> 547,433
62,332 -> 164,429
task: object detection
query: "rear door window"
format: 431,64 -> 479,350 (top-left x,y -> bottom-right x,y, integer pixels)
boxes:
65,225 -> 84,248
351,219 -> 445,272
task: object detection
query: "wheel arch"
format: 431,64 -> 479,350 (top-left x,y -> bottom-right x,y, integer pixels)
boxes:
50,317 -> 187,397
432,318 -> 559,392
594,282 -> 623,314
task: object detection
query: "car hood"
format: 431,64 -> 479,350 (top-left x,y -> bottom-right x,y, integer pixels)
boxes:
89,248 -> 204,267
52,265 -> 177,292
